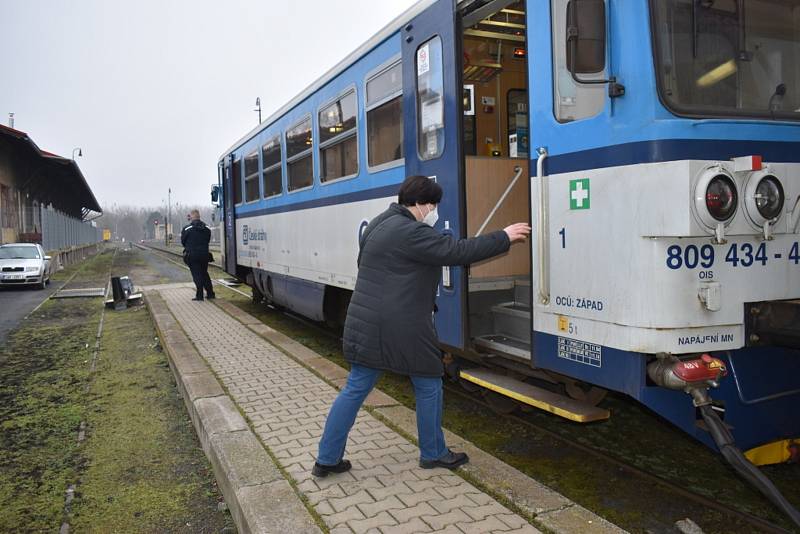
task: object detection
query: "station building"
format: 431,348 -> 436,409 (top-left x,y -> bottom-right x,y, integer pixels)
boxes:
0,123 -> 102,252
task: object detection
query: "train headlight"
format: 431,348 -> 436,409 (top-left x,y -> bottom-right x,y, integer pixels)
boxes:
706,176 -> 737,221
743,171 -> 784,228
755,176 -> 784,220
694,168 -> 738,230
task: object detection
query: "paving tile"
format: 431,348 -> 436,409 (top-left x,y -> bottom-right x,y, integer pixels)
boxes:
429,495 -> 475,515
463,503 -> 510,521
328,489 -> 375,513
495,514 -> 533,530
397,488 -> 440,508
325,505 -> 366,528
455,516 -> 512,534
389,502 -> 439,523
379,517 -> 434,534
347,511 -> 398,532
357,495 -> 406,518
499,527 -> 542,534
421,510 -> 473,530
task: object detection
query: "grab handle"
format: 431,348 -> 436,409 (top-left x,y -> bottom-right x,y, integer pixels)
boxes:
535,147 -> 550,305
474,165 -> 523,237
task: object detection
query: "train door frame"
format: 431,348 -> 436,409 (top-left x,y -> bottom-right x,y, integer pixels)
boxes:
223,154 -> 237,275
401,0 -> 468,352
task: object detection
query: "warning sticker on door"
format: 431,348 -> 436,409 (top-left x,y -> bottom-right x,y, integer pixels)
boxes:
557,337 -> 601,367
417,44 -> 430,76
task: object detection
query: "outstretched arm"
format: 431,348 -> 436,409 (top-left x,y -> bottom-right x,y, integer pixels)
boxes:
401,222 -> 531,266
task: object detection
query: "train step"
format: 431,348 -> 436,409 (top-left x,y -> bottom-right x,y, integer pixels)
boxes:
491,301 -> 530,340
459,368 -> 611,423
474,334 -> 531,361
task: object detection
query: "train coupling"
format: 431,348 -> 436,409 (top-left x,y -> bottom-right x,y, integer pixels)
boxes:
647,353 -> 727,405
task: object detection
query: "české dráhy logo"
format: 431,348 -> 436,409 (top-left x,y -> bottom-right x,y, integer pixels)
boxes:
242,225 -> 267,246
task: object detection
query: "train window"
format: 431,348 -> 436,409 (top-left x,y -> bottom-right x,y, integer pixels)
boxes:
416,37 -> 445,160
507,89 -> 528,158
286,117 -> 314,191
261,135 -> 282,198
319,90 -> 358,182
366,60 -> 403,169
232,157 -> 242,205
551,0 -> 606,122
651,0 -> 800,121
367,61 -> 402,105
565,0 -> 606,74
244,150 -> 260,202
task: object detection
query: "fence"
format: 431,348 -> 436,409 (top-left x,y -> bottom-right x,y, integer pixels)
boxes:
41,205 -> 103,252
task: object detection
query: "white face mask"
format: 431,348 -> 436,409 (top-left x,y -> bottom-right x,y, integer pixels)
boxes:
419,204 -> 439,227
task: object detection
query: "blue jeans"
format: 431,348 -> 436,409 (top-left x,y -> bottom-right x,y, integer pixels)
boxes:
316,363 -> 448,465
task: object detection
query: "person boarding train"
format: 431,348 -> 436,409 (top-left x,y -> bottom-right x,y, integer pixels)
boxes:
313,175 -> 531,476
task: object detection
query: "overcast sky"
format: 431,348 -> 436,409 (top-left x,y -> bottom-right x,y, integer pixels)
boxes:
0,0 -> 418,210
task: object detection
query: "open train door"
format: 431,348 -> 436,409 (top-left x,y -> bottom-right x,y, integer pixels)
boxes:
222,154 -> 237,276
402,0 -> 466,351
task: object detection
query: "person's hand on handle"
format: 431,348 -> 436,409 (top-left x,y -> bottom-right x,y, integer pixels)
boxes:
504,223 -> 532,244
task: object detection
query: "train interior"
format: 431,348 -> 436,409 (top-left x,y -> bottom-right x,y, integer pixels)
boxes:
460,0 -> 533,364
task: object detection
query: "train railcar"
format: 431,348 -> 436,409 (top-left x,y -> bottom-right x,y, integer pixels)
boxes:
217,0 -> 800,518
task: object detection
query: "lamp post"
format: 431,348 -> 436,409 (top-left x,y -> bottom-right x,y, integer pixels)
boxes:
166,188 -> 171,246
255,97 -> 262,124
71,147 -> 82,160
112,202 -> 118,241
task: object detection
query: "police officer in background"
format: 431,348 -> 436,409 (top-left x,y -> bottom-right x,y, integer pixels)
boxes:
181,209 -> 216,301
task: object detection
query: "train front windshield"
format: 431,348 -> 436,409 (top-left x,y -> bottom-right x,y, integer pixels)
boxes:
651,0 -> 800,121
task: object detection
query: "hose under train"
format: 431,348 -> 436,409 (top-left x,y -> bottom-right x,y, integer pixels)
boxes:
699,404 -> 800,528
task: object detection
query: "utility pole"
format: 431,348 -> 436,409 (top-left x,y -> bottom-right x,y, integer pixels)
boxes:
255,97 -> 262,124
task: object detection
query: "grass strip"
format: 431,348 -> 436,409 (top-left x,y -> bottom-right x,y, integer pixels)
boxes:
68,303 -> 234,532
0,253 -> 111,531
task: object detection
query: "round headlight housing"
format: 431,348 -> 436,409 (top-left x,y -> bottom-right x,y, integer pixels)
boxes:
705,175 -> 738,222
754,175 -> 784,220
693,167 -> 739,231
743,170 -> 785,228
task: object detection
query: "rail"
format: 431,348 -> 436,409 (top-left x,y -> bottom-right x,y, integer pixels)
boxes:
474,165 -> 523,237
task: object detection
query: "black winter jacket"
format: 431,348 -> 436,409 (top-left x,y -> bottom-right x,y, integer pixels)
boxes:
343,203 -> 511,377
181,220 -> 211,261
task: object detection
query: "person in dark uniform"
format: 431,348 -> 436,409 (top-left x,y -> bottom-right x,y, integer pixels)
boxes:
312,175 -> 531,477
181,209 -> 216,301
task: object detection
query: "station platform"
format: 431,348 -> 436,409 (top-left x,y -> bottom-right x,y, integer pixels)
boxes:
144,283 -> 627,534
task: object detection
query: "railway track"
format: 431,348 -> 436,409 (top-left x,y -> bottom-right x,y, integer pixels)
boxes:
134,241 -> 797,533
444,384 -> 794,534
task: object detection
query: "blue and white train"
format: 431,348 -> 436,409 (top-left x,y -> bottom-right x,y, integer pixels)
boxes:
216,0 -> 800,505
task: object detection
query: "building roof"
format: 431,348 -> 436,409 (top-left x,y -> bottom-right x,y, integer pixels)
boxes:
0,123 -> 102,218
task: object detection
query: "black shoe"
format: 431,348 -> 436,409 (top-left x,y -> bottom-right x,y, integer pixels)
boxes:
206,293 -> 216,300
192,297 -> 204,301
311,459 -> 352,478
419,450 -> 469,470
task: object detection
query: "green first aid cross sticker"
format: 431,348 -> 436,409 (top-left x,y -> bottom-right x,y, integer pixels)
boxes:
569,178 -> 590,210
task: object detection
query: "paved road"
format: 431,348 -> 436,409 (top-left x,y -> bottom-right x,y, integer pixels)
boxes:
0,283 -> 59,344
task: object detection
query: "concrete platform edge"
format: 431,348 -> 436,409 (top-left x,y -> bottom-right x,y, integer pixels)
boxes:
144,291 -> 323,534
213,297 -> 628,534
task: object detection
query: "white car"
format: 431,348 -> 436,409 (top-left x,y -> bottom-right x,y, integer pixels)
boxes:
0,243 -> 51,289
